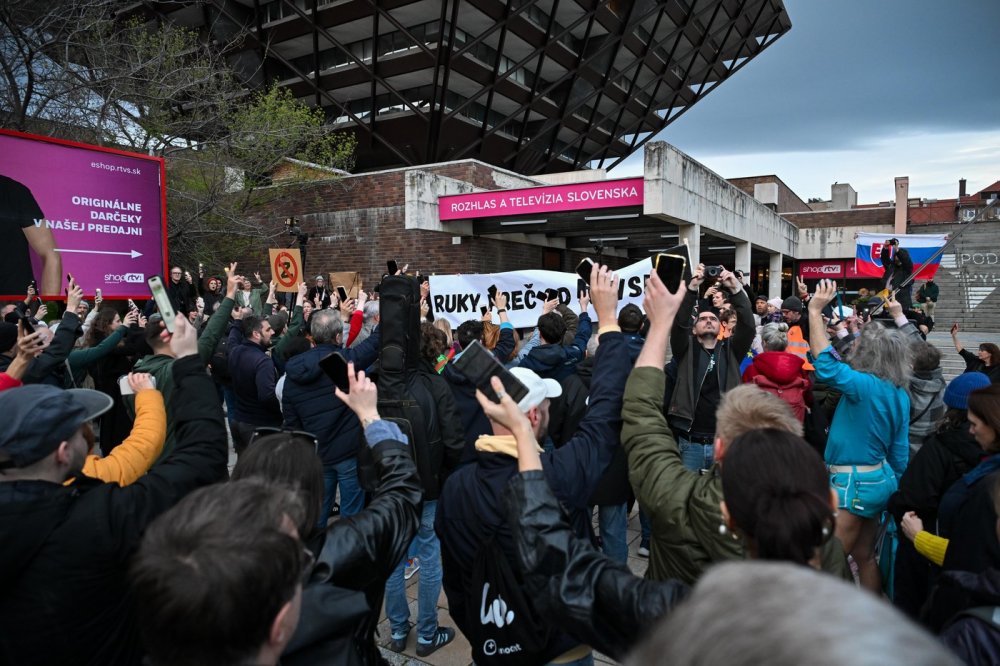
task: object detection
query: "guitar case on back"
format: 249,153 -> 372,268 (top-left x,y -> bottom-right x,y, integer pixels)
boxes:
357,275 -> 442,497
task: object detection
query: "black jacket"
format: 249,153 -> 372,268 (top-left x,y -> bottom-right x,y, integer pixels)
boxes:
282,334 -> 381,467
924,461 -> 1000,631
227,327 -> 282,426
166,279 -> 196,315
442,325 -> 516,464
284,434 -> 422,666
506,471 -> 688,660
588,332 -> 644,507
23,309 -> 82,386
939,569 -> 1000,665
0,355 -> 228,665
667,288 -> 754,433
888,422 -> 983,526
436,331 -> 630,663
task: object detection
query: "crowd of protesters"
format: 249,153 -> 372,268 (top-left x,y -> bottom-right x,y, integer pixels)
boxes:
1,252 -> 998,666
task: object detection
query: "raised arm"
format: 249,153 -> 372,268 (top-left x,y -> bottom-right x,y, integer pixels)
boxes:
22,225 -> 61,296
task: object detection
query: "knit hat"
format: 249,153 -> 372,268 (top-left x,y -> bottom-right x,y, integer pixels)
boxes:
780,296 -> 803,312
767,298 -> 783,310
943,372 -> 991,410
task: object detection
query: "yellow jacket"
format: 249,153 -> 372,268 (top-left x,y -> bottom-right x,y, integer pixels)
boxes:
81,390 -> 167,485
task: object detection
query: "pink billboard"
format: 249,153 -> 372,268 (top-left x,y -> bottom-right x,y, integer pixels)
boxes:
0,129 -> 166,299
439,177 -> 644,221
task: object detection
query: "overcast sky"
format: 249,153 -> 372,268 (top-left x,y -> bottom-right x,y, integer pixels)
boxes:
610,0 -> 1000,203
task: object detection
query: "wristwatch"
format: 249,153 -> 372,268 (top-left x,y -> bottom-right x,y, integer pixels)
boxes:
496,308 -> 507,313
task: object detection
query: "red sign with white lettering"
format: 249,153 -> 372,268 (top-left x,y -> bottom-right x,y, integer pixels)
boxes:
798,260 -> 845,278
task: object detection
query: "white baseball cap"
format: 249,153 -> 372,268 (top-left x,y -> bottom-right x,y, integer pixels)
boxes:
509,367 -> 562,412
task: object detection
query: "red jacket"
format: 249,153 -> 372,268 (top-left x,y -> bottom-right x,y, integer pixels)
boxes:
742,351 -> 813,420
0,373 -> 23,392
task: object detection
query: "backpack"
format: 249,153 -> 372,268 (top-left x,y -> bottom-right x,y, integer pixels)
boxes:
209,332 -> 232,384
463,531 -> 553,665
358,276 -> 445,497
750,374 -> 808,422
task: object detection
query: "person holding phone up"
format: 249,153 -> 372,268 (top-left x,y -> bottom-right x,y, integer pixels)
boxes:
436,263 -> 633,666
664,264 -> 755,472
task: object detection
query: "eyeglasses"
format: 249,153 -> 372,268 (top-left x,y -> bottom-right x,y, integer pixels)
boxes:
250,426 -> 319,454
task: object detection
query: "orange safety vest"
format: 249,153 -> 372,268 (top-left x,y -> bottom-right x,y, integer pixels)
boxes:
786,325 -> 814,371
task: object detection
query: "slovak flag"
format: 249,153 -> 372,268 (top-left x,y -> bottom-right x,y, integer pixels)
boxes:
854,232 -> 948,279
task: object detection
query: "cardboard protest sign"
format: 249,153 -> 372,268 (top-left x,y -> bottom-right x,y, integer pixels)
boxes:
328,271 -> 363,298
269,248 -> 302,292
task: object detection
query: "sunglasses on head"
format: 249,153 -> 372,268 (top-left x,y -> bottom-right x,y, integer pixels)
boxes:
250,426 -> 319,453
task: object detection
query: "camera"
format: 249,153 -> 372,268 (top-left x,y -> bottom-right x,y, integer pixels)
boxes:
704,265 -> 724,279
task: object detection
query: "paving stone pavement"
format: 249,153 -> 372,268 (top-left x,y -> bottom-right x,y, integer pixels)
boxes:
371,506 -> 648,666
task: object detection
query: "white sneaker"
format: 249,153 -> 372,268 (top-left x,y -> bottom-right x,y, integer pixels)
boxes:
404,557 -> 420,580
637,543 -> 650,558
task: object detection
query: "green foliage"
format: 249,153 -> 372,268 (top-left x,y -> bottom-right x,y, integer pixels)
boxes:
1,0 -> 356,271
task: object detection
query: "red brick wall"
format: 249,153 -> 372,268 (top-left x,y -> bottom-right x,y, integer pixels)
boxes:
243,163 -> 563,284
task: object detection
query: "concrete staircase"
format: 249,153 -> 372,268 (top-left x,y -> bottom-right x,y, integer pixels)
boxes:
915,221 -> 1000,332
925,330 -> 996,384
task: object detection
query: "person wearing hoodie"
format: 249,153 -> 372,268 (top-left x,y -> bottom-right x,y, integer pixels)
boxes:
514,291 -> 592,381
908,341 -> 947,456
0,315 -> 228,666
741,322 -> 812,421
889,372 -> 992,619
125,263 -> 239,461
436,264 -> 627,666
282,308 -> 381,521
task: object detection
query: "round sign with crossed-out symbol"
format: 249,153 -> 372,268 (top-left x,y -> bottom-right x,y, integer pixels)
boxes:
273,251 -> 299,289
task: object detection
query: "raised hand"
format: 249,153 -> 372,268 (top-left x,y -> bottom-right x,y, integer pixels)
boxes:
808,279 -> 837,313
225,263 -> 240,298
334,361 -> 379,423
65,276 -> 83,314
127,372 -> 156,393
589,264 -> 620,325
168,315 -> 198,358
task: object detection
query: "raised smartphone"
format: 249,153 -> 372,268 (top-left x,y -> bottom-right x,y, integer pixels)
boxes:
452,340 -> 529,404
147,276 -> 176,333
319,351 -> 352,394
653,253 -> 687,294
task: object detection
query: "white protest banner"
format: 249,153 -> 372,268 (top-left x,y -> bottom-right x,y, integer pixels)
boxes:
428,257 -> 654,329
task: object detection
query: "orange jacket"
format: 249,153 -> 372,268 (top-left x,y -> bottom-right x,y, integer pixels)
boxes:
786,325 -> 814,371
81,389 -> 167,485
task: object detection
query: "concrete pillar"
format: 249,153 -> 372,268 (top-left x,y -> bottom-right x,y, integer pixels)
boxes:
734,241 -> 752,276
769,252 -> 783,299
679,224 -> 700,267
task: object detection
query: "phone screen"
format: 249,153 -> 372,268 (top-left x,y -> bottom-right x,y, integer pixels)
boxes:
575,258 -> 594,286
319,351 -> 351,394
545,288 -> 559,302
452,341 -> 530,404
337,286 -> 349,301
387,260 -> 399,275
147,276 -> 176,333
480,306 -> 489,316
654,253 -> 687,294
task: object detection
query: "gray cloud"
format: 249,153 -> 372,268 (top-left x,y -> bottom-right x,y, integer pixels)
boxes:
658,0 -> 1000,156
